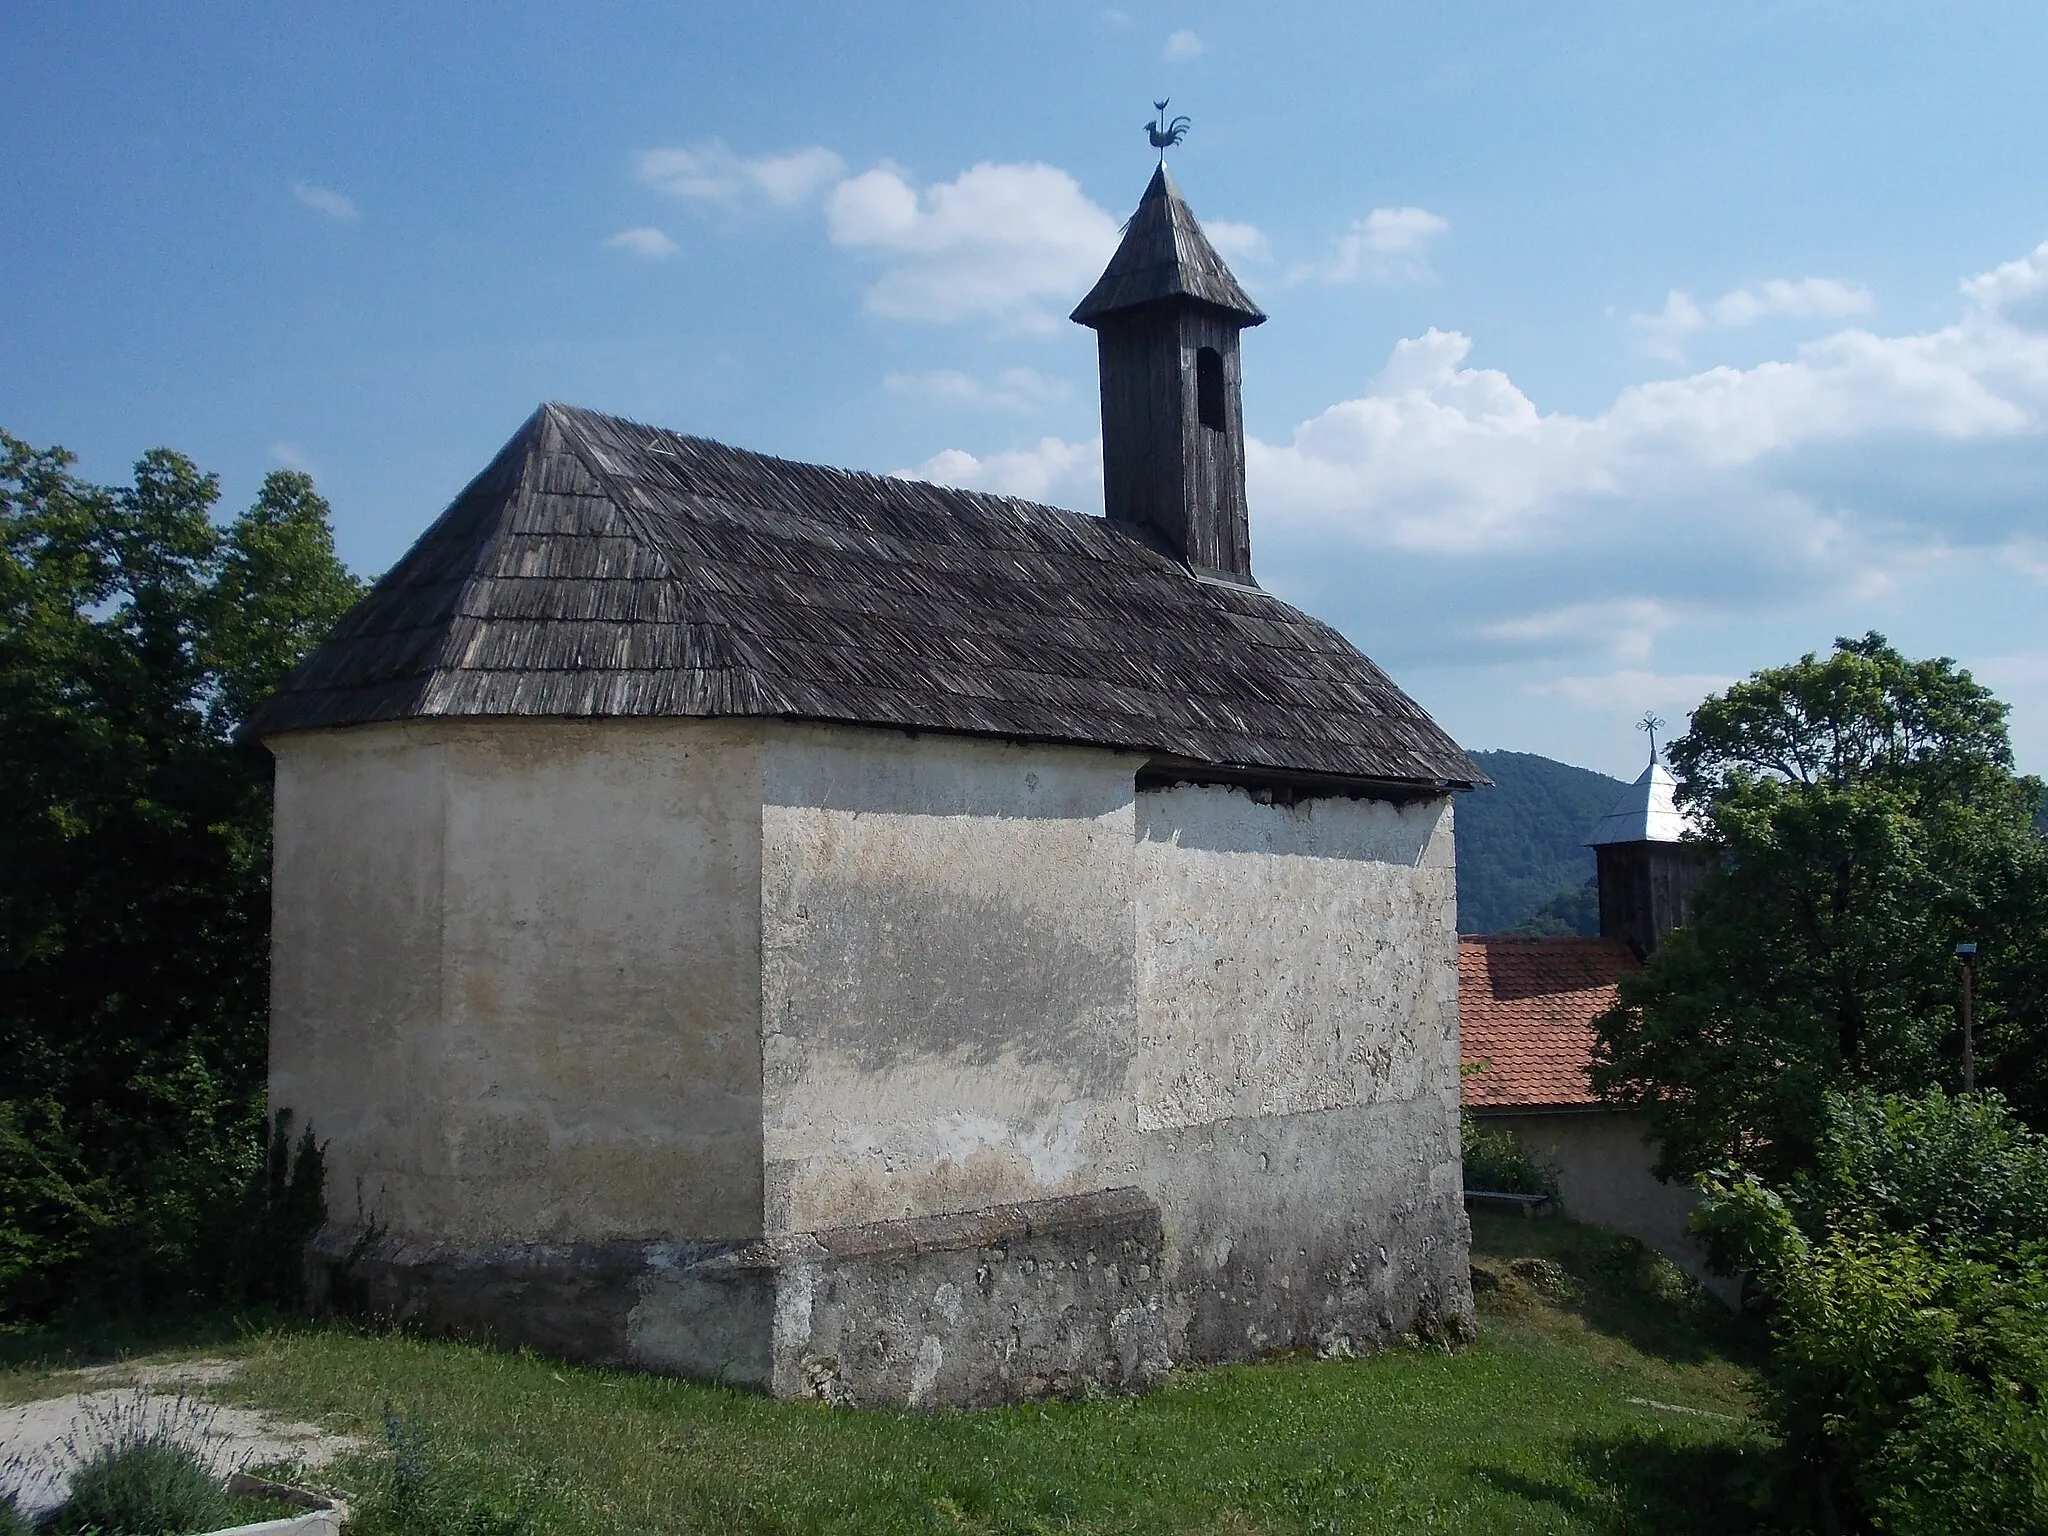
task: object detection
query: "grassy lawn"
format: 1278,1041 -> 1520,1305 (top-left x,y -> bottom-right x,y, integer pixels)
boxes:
2,1214 -> 1770,1534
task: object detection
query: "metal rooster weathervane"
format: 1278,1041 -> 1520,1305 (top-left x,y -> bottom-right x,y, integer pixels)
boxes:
1148,99 -> 1190,159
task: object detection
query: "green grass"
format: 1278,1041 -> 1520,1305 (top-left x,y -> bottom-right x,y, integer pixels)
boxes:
2,1216 -> 1772,1533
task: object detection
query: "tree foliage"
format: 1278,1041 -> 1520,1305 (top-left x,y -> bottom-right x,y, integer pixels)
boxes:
1592,634 -> 2048,1181
1694,1091 -> 2048,1532
1457,750 -> 1625,934
0,430 -> 358,1317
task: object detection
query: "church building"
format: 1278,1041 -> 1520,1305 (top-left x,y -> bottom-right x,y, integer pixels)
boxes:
254,164 -> 1486,1407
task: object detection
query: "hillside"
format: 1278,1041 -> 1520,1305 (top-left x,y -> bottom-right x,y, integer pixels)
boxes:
1457,750 -> 1630,934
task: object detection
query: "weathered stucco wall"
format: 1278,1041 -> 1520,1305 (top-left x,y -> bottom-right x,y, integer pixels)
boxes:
1131,785 -> 1470,1356
271,724 -> 447,1240
271,718 -> 767,1246
277,717 -> 1471,1395
758,735 -> 1469,1368
1480,1108 -> 1736,1303
758,728 -> 1144,1235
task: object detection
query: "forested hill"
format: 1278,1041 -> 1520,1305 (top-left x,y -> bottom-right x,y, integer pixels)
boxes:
1456,750 -> 1629,934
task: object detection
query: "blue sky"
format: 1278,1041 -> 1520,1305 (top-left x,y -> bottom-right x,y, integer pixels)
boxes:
6,1 -> 2047,778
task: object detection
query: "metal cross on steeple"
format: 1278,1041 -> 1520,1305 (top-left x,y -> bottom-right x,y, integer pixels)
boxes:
1147,99 -> 1190,160
1638,712 -> 1667,763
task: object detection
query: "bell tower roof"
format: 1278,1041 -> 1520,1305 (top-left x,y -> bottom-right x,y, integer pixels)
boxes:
1586,761 -> 1692,846
1071,164 -> 1265,328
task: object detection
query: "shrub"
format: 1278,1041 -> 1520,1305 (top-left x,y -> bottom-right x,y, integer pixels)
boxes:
0,1493 -> 27,1536
1460,1113 -> 1558,1200
1695,1088 -> 2048,1530
33,1391 -> 235,1535
47,1437 -> 232,1535
1803,1087 -> 2048,1259
0,1105 -> 324,1322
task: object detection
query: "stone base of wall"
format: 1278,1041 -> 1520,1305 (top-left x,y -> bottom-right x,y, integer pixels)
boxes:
307,1187 -> 1168,1409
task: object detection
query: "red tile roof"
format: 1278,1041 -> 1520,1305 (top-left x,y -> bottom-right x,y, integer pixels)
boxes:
1458,936 -> 1638,1111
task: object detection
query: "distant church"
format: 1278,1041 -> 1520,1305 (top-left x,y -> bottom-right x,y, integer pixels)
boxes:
1459,756 -> 1726,1295
254,163 -> 1487,1407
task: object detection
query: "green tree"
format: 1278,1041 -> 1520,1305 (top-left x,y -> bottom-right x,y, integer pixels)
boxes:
1692,1091 -> 2048,1531
1591,634 -> 2048,1182
0,430 -> 359,1316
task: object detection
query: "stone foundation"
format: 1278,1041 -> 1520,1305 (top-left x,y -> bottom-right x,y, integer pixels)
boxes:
308,1187 -> 1168,1408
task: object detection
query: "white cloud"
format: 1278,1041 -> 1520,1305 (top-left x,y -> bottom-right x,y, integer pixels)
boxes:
270,442 -> 319,475
1527,670 -> 1740,715
1628,291 -> 1709,359
1252,292 -> 2043,560
1205,219 -> 1273,265
603,226 -> 678,258
900,436 -> 1102,505
827,161 -> 1121,328
1632,276 -> 1873,358
1485,599 -> 1682,665
908,235 -> 2048,719
636,141 -> 845,210
1164,29 -> 1206,60
2002,538 -> 2048,582
1099,8 -> 1132,26
885,367 -> 1071,412
1714,277 -> 1871,326
1961,244 -> 2048,315
1307,207 -> 1450,284
291,182 -> 358,221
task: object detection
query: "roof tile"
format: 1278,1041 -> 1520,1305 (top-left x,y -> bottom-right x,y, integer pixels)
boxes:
1458,936 -> 1637,1111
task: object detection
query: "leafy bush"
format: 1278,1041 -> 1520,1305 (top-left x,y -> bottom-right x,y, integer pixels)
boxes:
1460,1113 -> 1559,1199
46,1437 -> 231,1535
19,1390 -> 238,1536
1695,1089 -> 2048,1530
0,1493 -> 27,1536
1804,1087 -> 2048,1258
1874,1366 -> 2048,1532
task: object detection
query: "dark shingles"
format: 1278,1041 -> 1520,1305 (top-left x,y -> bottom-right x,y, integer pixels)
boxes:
248,402 -> 1483,788
1070,164 -> 1264,328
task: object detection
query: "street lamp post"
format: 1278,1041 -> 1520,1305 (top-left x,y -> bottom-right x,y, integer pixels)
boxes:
1956,941 -> 1978,1094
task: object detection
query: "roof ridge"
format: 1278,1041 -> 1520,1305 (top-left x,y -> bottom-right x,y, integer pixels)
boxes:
545,401 -> 1146,553
543,404 -> 775,702
421,407 -> 548,687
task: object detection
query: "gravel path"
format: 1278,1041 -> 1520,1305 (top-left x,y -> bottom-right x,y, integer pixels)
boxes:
0,1360 -> 362,1521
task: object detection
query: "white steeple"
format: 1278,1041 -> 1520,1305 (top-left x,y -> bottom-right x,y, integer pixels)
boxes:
1585,760 -> 1691,847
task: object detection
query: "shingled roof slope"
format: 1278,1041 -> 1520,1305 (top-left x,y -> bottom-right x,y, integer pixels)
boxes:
1070,164 -> 1265,327
249,404 -> 1483,787
1458,936 -> 1638,1111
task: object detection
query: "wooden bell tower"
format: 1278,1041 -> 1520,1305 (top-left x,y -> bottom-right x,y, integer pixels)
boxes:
1072,164 -> 1266,584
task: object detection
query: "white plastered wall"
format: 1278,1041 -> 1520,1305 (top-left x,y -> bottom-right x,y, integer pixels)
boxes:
758,728 -> 1144,1234
269,718 -> 766,1245
757,727 -> 1466,1343
272,714 -> 1467,1351
1131,784 -> 1460,1133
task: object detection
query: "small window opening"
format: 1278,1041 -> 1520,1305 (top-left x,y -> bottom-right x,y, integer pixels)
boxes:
1196,347 -> 1226,431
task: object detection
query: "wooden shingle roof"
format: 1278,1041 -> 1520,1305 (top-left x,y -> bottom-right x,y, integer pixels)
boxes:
1458,937 -> 1638,1111
1070,163 -> 1265,328
249,403 -> 1481,788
